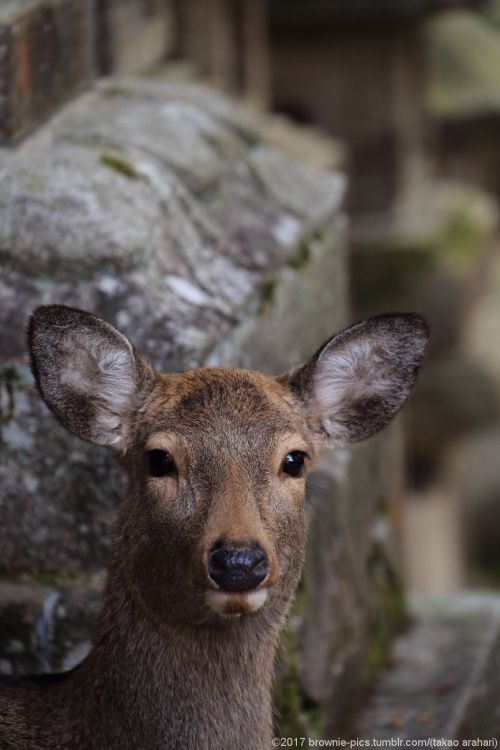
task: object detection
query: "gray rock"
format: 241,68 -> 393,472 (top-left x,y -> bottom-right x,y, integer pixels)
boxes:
0,77 -> 347,572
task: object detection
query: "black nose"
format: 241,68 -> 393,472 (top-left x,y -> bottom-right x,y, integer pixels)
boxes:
208,544 -> 269,592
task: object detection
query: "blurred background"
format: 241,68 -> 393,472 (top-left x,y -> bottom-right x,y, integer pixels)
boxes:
2,0 -> 500,741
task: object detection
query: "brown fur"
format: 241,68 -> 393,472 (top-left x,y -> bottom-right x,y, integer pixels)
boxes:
0,306 -> 429,749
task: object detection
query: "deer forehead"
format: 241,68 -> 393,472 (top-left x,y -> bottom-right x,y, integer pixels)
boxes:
138,367 -> 311,457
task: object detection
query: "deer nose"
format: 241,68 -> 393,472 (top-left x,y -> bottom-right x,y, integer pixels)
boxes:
208,543 -> 269,592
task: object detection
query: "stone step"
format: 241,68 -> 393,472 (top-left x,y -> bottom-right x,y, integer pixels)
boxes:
353,593 -> 500,741
0,0 -> 175,145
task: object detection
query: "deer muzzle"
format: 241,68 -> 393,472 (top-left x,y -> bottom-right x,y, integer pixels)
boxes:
208,543 -> 269,592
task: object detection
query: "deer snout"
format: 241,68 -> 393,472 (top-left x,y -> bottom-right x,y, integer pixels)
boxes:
208,543 -> 268,592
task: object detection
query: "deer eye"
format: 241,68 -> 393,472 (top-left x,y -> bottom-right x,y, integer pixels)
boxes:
147,449 -> 177,477
281,450 -> 308,478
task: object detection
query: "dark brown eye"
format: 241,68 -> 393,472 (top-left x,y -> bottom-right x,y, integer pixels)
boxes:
147,449 -> 177,478
282,450 -> 308,478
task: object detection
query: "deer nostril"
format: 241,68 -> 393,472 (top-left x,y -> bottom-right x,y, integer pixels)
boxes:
208,544 -> 269,592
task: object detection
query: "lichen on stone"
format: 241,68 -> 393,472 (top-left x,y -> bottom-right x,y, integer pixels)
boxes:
100,153 -> 139,180
258,278 -> 279,315
288,240 -> 312,271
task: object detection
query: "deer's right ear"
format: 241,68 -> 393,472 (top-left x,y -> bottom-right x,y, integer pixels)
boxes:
278,313 -> 429,445
29,305 -> 153,450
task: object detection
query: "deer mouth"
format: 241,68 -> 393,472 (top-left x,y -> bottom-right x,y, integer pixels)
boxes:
205,588 -> 268,617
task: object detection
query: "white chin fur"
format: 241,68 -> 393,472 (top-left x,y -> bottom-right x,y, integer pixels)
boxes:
206,589 -> 268,617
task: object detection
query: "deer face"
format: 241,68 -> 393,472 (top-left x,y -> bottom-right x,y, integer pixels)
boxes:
29,306 -> 428,626
124,368 -> 312,624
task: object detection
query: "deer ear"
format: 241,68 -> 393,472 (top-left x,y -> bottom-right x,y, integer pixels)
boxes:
279,313 -> 429,445
29,305 -> 152,450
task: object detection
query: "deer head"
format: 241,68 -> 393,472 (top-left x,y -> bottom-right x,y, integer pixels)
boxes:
29,305 -> 428,628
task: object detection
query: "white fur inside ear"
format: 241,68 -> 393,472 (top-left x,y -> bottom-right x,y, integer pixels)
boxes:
60,330 -> 136,449
313,336 -> 402,442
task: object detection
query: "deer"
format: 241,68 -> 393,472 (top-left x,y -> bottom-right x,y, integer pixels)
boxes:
0,304 -> 428,749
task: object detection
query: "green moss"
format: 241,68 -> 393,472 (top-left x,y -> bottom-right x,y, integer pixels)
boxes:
101,85 -> 133,98
28,569 -> 88,588
258,278 -> 278,315
273,595 -> 324,741
100,153 -> 138,180
195,184 -> 218,204
356,184 -> 494,267
0,565 -> 84,587
274,607 -> 303,738
25,171 -> 44,192
30,570 -> 61,587
364,548 -> 407,683
353,185 -> 495,320
288,240 -> 312,272
438,204 -> 491,264
426,10 -> 500,118
312,227 -> 327,244
274,545 -> 405,739
470,560 -> 500,588
485,0 -> 500,31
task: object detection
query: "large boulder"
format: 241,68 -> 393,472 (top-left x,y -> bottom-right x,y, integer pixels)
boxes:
0,76 -> 346,573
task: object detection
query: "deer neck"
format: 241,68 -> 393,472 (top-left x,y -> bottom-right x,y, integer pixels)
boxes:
79,562 -> 286,749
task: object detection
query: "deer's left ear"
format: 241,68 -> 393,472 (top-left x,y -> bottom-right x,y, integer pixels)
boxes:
279,313 -> 429,445
29,305 -> 155,451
